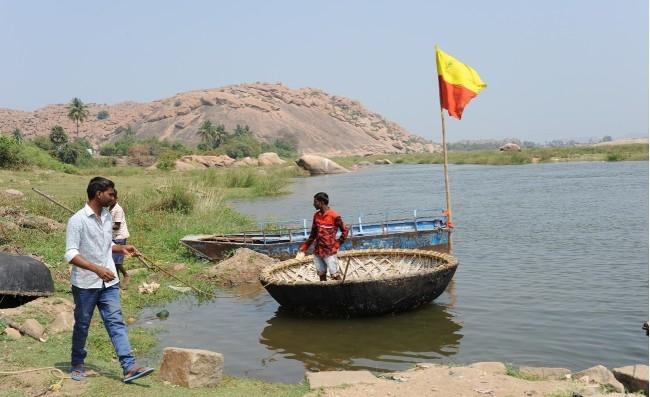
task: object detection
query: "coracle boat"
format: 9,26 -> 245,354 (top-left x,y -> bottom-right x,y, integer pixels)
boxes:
259,249 -> 458,317
181,209 -> 451,260
0,252 -> 54,308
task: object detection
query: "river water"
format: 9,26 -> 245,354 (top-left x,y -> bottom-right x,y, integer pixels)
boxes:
139,161 -> 649,383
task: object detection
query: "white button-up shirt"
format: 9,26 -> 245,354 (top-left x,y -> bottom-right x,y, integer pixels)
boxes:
65,204 -> 118,289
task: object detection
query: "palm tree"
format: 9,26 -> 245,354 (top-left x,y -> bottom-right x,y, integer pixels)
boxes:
67,98 -> 89,138
197,120 -> 217,144
213,124 -> 227,148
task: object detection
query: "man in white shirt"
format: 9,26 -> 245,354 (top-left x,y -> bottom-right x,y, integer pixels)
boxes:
109,190 -> 130,289
65,176 -> 153,383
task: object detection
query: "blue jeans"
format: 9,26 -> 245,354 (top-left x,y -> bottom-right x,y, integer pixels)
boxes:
71,284 -> 136,374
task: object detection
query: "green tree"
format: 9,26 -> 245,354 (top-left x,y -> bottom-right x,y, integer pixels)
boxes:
49,125 -> 68,146
196,121 -> 227,149
233,124 -> 251,137
67,97 -> 90,138
197,120 -> 216,144
602,135 -> 613,142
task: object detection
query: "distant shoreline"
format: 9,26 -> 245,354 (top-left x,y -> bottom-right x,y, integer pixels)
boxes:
333,143 -> 648,168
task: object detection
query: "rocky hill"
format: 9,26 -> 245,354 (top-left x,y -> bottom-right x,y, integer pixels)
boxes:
0,83 -> 438,156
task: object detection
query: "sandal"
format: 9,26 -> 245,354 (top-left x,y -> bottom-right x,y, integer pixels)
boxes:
123,366 -> 154,383
70,367 -> 86,381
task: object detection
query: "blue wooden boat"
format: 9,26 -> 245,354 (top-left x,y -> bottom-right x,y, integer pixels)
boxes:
181,210 -> 451,260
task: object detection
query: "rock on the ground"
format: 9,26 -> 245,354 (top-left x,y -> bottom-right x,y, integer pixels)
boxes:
4,327 -> 21,339
233,157 -> 259,167
306,370 -> 384,390
204,248 -> 277,286
3,189 -> 24,199
47,311 -> 75,334
174,155 -> 235,170
17,215 -> 64,232
574,365 -> 625,392
468,362 -> 507,375
519,366 -> 571,380
159,347 -> 224,388
612,365 -> 649,394
20,319 -> 45,340
499,142 -> 522,152
295,154 -> 349,175
374,159 -> 392,165
258,152 -> 286,166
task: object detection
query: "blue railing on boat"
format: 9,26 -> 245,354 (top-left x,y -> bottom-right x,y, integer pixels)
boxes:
227,209 -> 449,245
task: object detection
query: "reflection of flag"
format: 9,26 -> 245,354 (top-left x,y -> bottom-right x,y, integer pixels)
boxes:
436,47 -> 486,119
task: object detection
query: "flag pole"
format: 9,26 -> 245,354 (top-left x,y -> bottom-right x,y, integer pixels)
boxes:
439,108 -> 453,252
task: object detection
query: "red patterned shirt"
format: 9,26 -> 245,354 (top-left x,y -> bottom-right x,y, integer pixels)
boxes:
299,209 -> 348,257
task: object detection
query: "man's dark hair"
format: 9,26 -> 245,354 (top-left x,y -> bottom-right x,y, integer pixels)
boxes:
87,177 -> 115,200
314,192 -> 329,205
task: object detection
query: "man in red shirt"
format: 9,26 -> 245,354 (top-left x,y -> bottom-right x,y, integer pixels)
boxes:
298,192 -> 349,281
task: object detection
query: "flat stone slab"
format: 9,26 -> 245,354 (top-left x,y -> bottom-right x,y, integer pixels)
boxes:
613,365 -> 649,394
520,366 -> 571,380
468,362 -> 507,375
306,370 -> 382,389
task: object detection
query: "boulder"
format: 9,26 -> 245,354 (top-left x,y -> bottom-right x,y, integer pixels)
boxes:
574,365 -> 624,392
499,143 -> 522,152
47,311 -> 75,334
233,157 -> 259,167
204,248 -> 277,286
295,154 -> 349,175
612,365 -> 649,394
374,159 -> 393,165
159,347 -> 224,388
258,152 -> 286,166
3,189 -> 24,199
519,366 -> 571,380
20,318 -> 45,340
4,327 -> 21,339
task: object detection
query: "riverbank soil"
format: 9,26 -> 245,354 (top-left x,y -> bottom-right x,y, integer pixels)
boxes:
305,364 -> 647,397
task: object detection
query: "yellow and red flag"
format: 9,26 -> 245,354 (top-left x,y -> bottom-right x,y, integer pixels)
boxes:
436,47 -> 486,119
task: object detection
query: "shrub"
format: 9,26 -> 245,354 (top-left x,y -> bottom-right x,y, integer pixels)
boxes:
148,185 -> 195,214
97,110 -> 109,120
156,151 -> 179,171
262,137 -> 298,158
0,135 -> 26,168
49,125 -> 68,145
32,136 -> 54,151
56,143 -> 79,164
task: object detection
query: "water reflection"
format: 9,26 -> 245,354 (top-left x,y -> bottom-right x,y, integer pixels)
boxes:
259,302 -> 463,374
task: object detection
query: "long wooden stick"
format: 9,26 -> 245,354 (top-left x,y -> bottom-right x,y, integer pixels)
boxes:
439,109 -> 454,252
137,255 -> 213,298
31,188 -> 75,214
341,257 -> 351,283
32,188 -> 213,298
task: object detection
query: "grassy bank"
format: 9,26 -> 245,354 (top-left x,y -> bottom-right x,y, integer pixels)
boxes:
333,143 -> 649,167
0,166 -> 308,396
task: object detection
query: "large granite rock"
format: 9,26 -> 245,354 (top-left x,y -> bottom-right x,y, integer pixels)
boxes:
47,311 -> 75,334
574,365 -> 625,392
295,154 -> 348,175
613,365 -> 649,394
258,152 -> 286,166
499,143 -> 522,152
159,347 -> 224,388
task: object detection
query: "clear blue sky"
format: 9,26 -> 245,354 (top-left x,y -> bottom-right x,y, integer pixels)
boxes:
1,0 -> 647,142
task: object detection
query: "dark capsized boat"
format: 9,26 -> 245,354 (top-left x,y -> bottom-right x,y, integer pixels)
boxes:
181,209 -> 451,260
0,252 -> 54,308
259,249 -> 459,317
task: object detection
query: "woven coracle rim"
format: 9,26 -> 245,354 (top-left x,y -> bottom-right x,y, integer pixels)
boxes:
259,248 -> 459,286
